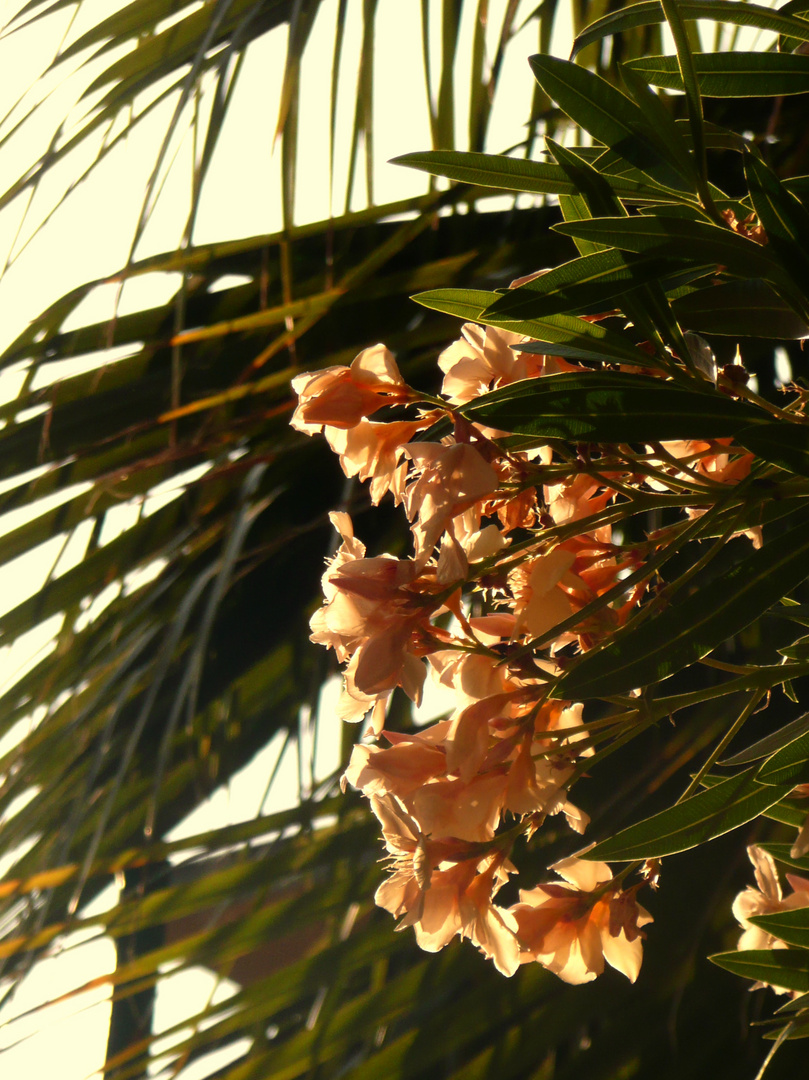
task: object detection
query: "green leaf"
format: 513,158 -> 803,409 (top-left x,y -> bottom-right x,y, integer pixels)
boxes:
463,371 -> 763,444
672,279 -> 809,338
528,54 -> 691,188
721,713 -> 809,767
758,727 -> 809,787
619,60 -> 695,184
736,423 -> 809,478
411,289 -> 651,364
626,52 -> 809,97
391,150 -> 670,201
547,138 -> 629,220
745,150 -> 809,304
558,192 -> 607,255
481,248 -> 688,320
660,0 -> 713,215
583,768 -> 790,861
779,0 -> 809,53
555,506 -> 809,700
710,949 -> 809,993
765,799 -> 809,829
571,2 -> 809,60
780,639 -> 809,662
554,215 -> 786,282
547,138 -> 698,364
758,843 -> 809,876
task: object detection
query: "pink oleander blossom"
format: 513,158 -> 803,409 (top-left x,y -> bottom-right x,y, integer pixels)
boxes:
371,794 -> 521,975
291,343 -> 412,432
437,322 -> 578,406
402,442 -> 500,567
510,857 -> 652,984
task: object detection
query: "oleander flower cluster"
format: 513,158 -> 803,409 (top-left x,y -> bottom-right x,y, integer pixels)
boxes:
733,845 -> 809,994
291,317 -> 755,982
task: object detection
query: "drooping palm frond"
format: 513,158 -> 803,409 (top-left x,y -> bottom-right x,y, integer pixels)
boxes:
1,1 -> 808,1078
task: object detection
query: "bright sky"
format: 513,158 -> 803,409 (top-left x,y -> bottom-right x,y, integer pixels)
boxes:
0,1 -> 782,1077
0,2 -> 551,1076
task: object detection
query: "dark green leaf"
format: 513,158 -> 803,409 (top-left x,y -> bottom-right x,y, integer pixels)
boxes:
672,279 -> 809,338
765,799 -> 809,829
759,844 -> 809,876
546,138 -> 628,220
780,639 -> 809,661
391,149 -> 670,201
528,54 -> 691,188
556,505 -> 809,699
659,0 -> 710,206
464,371 -> 763,444
411,287 -> 500,321
558,192 -> 607,255
626,51 -> 809,97
745,150 -> 809,298
547,138 -> 699,363
554,215 -> 786,282
619,60 -> 695,183
572,2 -> 809,60
721,713 -> 809,767
758,728 -> 809,787
710,949 -> 809,992
412,289 -> 651,364
482,248 -> 688,320
584,768 -> 790,861
737,423 -> 809,478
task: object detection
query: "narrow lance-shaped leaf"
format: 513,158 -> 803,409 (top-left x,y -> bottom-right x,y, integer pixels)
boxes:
710,949 -> 809,994
571,1 -> 809,60
744,149 -> 809,319
547,138 -> 624,260
558,192 -> 606,256
412,288 -> 654,364
659,0 -> 711,212
554,215 -> 788,283
619,60 -> 694,185
528,54 -> 691,189
721,713 -> 809,767
463,371 -> 763,444
750,908 -> 809,950
547,137 -> 696,363
390,149 -> 675,202
736,423 -> 809,479
672,279 -> 809,339
583,768 -> 791,861
757,727 -> 809,787
626,51 -> 809,97
556,505 -> 809,700
482,248 -> 690,321
758,844 -> 809,876
765,799 -> 808,830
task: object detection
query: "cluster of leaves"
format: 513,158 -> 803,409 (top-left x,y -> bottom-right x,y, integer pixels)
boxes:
2,1 -> 809,1079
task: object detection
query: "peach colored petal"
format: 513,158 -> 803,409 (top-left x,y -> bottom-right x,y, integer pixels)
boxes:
350,342 -> 405,385
551,856 -> 612,893
403,442 -> 500,565
343,741 -> 446,798
410,772 -> 507,842
750,844 -> 782,902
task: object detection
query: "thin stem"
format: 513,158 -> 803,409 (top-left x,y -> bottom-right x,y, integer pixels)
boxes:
754,1021 -> 795,1080
678,689 -> 765,803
